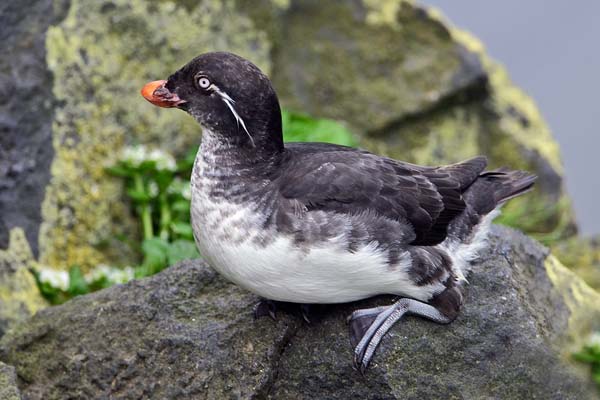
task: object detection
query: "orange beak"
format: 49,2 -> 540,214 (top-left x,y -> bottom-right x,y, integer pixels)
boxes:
141,80 -> 186,108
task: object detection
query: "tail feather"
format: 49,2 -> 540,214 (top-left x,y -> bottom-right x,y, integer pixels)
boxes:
479,169 -> 537,204
447,167 -> 537,242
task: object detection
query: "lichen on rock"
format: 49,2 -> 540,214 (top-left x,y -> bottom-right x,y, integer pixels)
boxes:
0,361 -> 21,400
39,0 -> 271,270
0,229 -> 47,338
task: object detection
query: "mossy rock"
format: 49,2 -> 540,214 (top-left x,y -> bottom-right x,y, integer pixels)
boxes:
0,361 -> 21,400
1,226 -> 598,399
553,235 -> 600,290
0,229 -> 47,338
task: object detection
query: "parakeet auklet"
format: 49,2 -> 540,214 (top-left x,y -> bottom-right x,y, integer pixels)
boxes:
141,51 -> 536,372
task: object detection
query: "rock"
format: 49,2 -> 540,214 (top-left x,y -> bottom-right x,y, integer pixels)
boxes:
0,362 -> 21,400
0,0 -> 572,271
0,0 -> 67,255
0,228 -> 47,339
553,235 -> 600,290
1,226 -> 599,399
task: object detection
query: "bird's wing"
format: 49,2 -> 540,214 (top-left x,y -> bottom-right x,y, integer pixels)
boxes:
277,143 -> 487,246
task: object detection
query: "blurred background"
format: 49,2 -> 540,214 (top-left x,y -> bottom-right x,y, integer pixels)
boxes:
422,0 -> 600,236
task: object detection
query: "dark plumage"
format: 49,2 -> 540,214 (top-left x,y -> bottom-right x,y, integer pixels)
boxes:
141,51 -> 536,372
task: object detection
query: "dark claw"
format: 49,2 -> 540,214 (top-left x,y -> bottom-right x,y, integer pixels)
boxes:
300,304 -> 311,324
253,299 -> 277,320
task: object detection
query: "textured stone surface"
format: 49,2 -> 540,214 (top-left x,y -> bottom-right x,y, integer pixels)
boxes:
0,361 -> 21,400
0,0 -> 67,255
0,229 -> 47,339
554,235 -> 600,291
2,226 -> 599,399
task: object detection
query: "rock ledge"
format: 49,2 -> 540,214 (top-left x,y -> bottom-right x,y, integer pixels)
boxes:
1,226 -> 599,399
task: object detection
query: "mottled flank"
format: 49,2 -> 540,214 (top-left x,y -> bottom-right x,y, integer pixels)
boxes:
39,0 -> 271,270
0,229 -> 47,338
1,227 -> 598,399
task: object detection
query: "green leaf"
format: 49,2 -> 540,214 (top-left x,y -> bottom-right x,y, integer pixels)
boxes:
87,275 -> 112,291
137,160 -> 158,172
177,148 -> 197,173
126,188 -> 151,202
105,164 -> 134,177
166,240 -> 200,265
170,221 -> 194,240
574,351 -> 598,364
67,265 -> 90,296
140,237 -> 170,275
171,200 -> 190,213
282,109 -> 356,147
154,170 -> 174,192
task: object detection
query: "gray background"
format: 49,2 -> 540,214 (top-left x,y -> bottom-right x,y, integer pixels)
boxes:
420,0 -> 599,236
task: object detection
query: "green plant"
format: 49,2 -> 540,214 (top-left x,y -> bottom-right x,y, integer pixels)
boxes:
106,144 -> 200,278
495,196 -> 573,246
282,109 -> 357,146
33,264 -> 134,305
573,334 -> 600,388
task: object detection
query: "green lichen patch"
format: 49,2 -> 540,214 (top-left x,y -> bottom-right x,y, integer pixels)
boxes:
39,0 -> 271,270
271,0 -> 482,133
0,229 -> 48,337
553,236 -> 600,291
0,361 -> 21,400
545,255 -> 600,355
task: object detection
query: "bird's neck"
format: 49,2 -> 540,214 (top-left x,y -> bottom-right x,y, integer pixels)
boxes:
196,128 -> 283,180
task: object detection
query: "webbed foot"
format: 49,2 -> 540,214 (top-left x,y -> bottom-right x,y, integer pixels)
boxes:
348,298 -> 451,373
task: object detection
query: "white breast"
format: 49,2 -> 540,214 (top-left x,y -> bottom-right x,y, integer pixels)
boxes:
190,191 -> 444,304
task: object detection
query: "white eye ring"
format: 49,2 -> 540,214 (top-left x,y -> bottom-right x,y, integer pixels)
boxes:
197,77 -> 211,89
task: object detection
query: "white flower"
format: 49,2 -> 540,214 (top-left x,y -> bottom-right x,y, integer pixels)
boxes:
85,265 -> 135,285
85,264 -> 111,283
105,266 -> 135,284
38,268 -> 70,291
120,145 -> 176,171
181,184 -> 191,200
167,178 -> 180,194
588,332 -> 600,347
168,177 -> 191,199
121,145 -> 148,167
148,149 -> 177,171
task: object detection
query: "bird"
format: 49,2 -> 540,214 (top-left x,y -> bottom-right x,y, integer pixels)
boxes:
141,51 -> 536,372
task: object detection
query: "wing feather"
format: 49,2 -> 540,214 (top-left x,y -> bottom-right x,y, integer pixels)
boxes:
277,143 -> 487,246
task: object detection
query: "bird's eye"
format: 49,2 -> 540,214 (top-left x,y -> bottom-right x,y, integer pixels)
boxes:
197,76 -> 211,89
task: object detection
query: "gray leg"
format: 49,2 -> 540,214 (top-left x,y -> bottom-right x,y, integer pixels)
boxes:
348,298 -> 451,373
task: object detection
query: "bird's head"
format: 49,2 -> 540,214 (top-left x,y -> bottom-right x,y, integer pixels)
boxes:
141,52 -> 283,154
